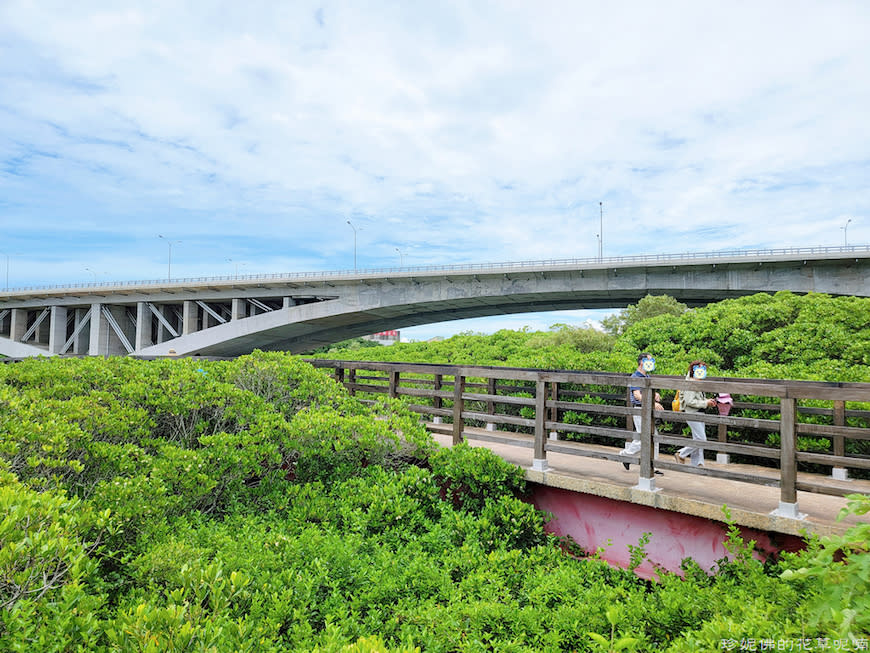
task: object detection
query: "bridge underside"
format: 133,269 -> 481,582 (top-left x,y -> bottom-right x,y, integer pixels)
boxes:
1,254 -> 867,357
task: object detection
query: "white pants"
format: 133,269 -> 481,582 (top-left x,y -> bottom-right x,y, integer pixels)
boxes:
679,420 -> 706,466
622,414 -> 658,456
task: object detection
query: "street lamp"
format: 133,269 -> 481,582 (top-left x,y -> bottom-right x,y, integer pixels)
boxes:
599,201 -> 604,261
346,220 -> 358,271
85,267 -> 97,282
2,252 -> 8,291
158,235 -> 181,280
842,218 -> 852,247
395,247 -> 404,267
227,258 -> 245,277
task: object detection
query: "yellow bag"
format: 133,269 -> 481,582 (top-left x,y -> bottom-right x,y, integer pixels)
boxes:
672,391 -> 681,412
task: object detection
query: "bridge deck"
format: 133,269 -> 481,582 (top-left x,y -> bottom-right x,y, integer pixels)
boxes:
426,423 -> 870,537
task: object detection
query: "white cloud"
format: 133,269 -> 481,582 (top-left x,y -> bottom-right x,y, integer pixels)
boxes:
1,1 -> 868,331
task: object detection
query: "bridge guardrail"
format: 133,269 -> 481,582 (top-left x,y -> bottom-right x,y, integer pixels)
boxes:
307,359 -> 870,518
3,244 -> 868,294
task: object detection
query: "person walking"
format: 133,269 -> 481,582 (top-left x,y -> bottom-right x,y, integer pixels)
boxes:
621,352 -> 663,472
675,360 -> 716,467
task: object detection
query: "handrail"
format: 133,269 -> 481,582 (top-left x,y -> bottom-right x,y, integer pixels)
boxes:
3,244 -> 868,294
308,359 -> 870,518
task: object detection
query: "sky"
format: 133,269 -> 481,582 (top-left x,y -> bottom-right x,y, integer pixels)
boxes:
1,2 -> 868,341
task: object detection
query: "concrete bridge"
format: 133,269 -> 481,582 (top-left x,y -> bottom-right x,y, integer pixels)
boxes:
1,246 -> 868,358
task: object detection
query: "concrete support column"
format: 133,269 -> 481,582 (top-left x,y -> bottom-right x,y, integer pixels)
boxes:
183,301 -> 200,335
232,298 -> 246,320
49,306 -> 68,354
10,309 -> 27,342
88,303 -> 108,356
135,302 -> 151,351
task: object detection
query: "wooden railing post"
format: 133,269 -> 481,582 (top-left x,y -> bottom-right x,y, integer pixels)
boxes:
548,382 -> 559,440
486,377 -> 496,431
532,379 -> 548,471
335,367 -> 345,385
832,400 -> 847,480
716,422 -> 729,464
432,374 -> 443,424
347,369 -> 356,396
389,370 -> 399,398
774,397 -> 804,519
452,375 -> 464,445
635,385 -> 657,491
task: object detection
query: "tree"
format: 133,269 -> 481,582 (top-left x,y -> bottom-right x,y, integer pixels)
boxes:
527,323 -> 615,352
601,294 -> 688,336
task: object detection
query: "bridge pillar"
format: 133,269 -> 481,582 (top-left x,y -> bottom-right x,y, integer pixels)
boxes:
183,301 -> 200,335
88,304 -> 131,356
89,303 -> 108,356
48,306 -> 68,354
10,309 -> 27,342
232,298 -> 245,320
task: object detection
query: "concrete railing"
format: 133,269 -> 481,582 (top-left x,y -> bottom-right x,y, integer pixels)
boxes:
307,359 -> 870,519
4,244 -> 869,294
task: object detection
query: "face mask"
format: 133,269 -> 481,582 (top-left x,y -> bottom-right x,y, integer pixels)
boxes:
693,365 -> 707,379
641,357 -> 655,372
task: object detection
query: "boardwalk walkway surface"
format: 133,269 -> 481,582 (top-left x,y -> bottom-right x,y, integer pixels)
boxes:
427,423 -> 870,537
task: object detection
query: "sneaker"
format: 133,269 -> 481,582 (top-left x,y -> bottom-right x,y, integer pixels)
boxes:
674,453 -> 687,464
622,462 -> 631,470
654,470 -> 664,476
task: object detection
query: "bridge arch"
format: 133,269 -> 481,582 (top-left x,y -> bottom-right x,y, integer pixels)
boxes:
1,246 -> 868,357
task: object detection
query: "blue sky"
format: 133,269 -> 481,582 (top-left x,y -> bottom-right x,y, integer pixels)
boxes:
1,2 -> 868,341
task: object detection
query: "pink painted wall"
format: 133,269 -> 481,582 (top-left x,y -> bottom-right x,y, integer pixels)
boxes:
531,485 -> 805,580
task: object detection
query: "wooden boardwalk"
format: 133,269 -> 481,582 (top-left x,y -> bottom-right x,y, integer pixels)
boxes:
308,359 -> 870,537
427,422 -> 870,537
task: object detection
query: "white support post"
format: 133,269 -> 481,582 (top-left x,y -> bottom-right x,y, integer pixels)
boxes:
88,303 -> 108,356
10,309 -> 27,342
232,298 -> 245,320
48,306 -> 68,354
183,301 -> 200,335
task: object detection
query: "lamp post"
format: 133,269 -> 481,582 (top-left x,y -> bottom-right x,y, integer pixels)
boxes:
2,253 -> 8,291
158,235 -> 181,280
346,220 -> 358,271
85,267 -> 97,282
599,201 -> 604,261
395,247 -> 404,267
842,218 -> 852,247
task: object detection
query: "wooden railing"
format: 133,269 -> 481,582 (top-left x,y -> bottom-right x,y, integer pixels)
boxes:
308,359 -> 870,518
